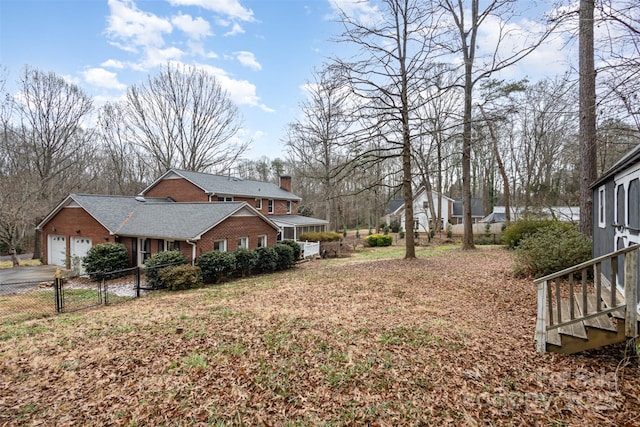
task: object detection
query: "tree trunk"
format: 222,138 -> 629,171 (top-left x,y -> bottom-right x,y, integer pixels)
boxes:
32,227 -> 42,261
479,105 -> 511,222
579,0 -> 596,237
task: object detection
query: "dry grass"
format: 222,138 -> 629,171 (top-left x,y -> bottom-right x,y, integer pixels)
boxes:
0,258 -> 41,269
1,245 -> 639,426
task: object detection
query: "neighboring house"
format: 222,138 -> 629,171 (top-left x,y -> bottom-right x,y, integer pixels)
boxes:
450,198 -> 485,225
386,188 -> 454,232
480,206 -> 580,223
37,194 -> 280,271
37,169 -> 329,270
140,169 -> 327,240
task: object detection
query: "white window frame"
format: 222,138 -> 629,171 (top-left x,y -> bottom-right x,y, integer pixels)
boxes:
257,235 -> 267,248
286,200 -> 292,214
217,196 -> 233,202
237,236 -> 248,249
256,198 -> 262,209
268,199 -> 274,214
213,239 -> 227,252
598,185 -> 606,229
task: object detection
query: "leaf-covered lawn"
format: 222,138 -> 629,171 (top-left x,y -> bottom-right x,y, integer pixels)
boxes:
1,246 -> 639,426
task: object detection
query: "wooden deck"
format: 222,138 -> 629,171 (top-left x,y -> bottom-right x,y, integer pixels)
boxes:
535,244 -> 639,354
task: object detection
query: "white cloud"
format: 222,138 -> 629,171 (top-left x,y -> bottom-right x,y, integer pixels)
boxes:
171,13 -> 212,40
101,59 -> 126,69
82,67 -> 127,90
224,22 -> 245,36
168,0 -> 254,22
194,63 -> 274,112
235,51 -> 261,70
327,0 -> 381,25
106,0 -> 172,51
141,46 -> 186,68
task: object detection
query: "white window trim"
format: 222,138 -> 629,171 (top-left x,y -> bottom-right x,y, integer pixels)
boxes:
256,198 -> 262,209
214,239 -> 227,252
598,185 -> 606,229
268,199 -> 274,214
286,200 -> 291,214
257,235 -> 267,248
237,236 -> 248,249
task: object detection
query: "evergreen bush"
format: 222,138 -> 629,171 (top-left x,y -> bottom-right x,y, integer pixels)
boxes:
196,250 -> 236,283
280,239 -> 302,260
502,219 -> 569,249
144,250 -> 186,288
82,242 -> 129,280
299,231 -> 342,242
160,265 -> 203,291
365,234 -> 393,247
273,243 -> 295,270
513,224 -> 592,278
233,248 -> 259,277
256,246 -> 278,273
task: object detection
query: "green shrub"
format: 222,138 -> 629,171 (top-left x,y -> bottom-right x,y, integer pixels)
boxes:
389,220 -> 400,233
160,264 -> 203,291
273,243 -> 295,270
280,239 -> 302,260
299,231 -> 342,242
365,234 -> 393,247
144,250 -> 186,288
233,248 -> 259,277
513,224 -> 592,278
82,242 -> 129,280
256,247 -> 279,273
196,251 -> 236,283
502,219 -> 570,249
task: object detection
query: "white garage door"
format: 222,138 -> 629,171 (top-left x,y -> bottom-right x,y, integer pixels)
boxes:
48,235 -> 66,267
71,237 -> 93,274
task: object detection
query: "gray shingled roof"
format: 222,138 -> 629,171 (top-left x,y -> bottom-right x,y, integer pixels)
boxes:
270,215 -> 329,227
150,169 -> 302,201
452,198 -> 484,218
386,199 -> 404,215
60,195 -> 277,240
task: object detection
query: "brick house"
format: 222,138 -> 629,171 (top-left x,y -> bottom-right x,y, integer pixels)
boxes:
37,169 -> 327,270
141,169 -> 328,240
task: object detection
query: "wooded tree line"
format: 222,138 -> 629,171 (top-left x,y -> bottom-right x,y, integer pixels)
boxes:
1,0 -> 638,263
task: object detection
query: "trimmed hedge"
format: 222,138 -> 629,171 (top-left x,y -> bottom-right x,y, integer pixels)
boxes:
144,250 -> 186,288
82,242 -> 129,280
161,264 -> 203,291
233,248 -> 259,277
256,247 -> 279,273
273,243 -> 295,270
280,239 -> 302,260
196,251 -> 236,283
365,234 -> 393,247
299,231 -> 342,242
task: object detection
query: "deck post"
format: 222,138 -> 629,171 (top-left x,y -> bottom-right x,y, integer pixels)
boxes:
536,280 -> 548,353
624,249 -> 638,338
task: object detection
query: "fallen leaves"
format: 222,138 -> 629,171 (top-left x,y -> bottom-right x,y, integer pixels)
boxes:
1,246 -> 639,426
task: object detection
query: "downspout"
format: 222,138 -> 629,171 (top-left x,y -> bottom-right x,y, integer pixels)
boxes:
186,240 -> 197,265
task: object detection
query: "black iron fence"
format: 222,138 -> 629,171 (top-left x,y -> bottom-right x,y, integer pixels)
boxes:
1,261 -> 186,323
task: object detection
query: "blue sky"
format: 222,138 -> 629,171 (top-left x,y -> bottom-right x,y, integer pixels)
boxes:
0,0 -> 572,160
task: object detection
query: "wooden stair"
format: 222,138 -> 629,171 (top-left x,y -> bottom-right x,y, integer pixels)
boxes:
535,244 -> 639,354
545,293 -> 627,354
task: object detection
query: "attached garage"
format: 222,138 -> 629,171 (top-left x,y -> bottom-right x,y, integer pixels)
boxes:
48,235 -> 67,267
71,237 -> 92,273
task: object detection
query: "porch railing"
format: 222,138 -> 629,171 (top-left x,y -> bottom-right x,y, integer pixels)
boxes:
297,240 -> 320,259
534,244 -> 639,353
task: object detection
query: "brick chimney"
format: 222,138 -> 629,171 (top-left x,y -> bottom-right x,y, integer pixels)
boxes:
279,175 -> 292,192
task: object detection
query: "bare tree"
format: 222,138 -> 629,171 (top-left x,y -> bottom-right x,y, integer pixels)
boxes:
437,0 -> 556,249
11,66 -> 95,259
123,63 -> 248,175
285,66 -> 356,230
579,0 -> 596,236
332,0 -> 440,258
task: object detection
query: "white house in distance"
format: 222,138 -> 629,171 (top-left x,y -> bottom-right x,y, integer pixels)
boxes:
480,206 -> 580,223
386,188 -> 454,232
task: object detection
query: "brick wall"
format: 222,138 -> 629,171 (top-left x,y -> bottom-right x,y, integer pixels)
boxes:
196,216 -> 278,256
42,207 -> 113,267
143,178 -> 209,202
234,197 -> 298,216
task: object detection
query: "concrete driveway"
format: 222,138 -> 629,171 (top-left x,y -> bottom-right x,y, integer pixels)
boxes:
0,265 -> 68,284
